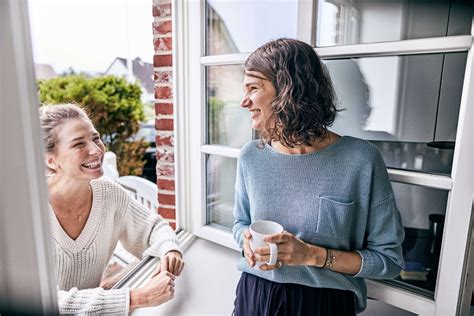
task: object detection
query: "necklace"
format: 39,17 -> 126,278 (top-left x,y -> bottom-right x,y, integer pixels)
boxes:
77,208 -> 85,222
52,187 -> 91,222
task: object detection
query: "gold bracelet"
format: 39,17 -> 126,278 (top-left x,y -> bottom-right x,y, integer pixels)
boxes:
324,249 -> 336,270
318,247 -> 328,268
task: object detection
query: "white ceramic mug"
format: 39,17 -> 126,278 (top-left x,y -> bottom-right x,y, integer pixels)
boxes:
249,220 -> 284,268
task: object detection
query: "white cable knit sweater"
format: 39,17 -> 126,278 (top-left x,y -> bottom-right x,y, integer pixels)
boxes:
49,178 -> 181,315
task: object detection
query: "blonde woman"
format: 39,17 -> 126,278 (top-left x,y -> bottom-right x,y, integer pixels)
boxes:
40,104 -> 184,314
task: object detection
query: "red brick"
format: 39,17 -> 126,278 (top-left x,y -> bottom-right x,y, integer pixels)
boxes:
156,135 -> 174,146
158,207 -> 176,219
157,164 -> 174,177
153,3 -> 172,17
156,148 -> 174,162
158,193 -> 175,205
158,179 -> 175,191
169,222 -> 176,230
154,70 -> 172,84
154,54 -> 172,67
154,37 -> 172,52
153,21 -> 172,34
155,103 -> 173,115
155,118 -> 173,131
155,86 -> 172,99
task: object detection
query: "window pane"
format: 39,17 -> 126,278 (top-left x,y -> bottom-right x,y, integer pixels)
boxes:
385,182 -> 448,297
207,65 -> 252,147
206,155 -> 236,229
206,0 -> 299,55
327,52 -> 466,175
317,0 -> 473,47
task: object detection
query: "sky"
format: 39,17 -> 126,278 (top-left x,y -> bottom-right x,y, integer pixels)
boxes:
28,0 -> 153,74
28,0 -> 302,75
28,0 -> 332,74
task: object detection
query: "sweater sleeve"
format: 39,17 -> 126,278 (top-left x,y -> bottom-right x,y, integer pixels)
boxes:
57,286 -> 129,315
354,195 -> 405,279
353,146 -> 405,279
118,189 -> 181,259
232,156 -> 251,248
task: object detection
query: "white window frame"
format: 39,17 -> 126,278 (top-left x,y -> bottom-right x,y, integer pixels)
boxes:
0,0 -> 58,313
176,1 -> 473,314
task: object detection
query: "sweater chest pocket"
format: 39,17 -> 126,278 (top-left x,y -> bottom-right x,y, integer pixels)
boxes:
317,196 -> 355,239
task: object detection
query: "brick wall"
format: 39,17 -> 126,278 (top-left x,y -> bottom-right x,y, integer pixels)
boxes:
152,0 -> 176,229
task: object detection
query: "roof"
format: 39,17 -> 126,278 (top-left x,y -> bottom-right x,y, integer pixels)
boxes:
104,57 -> 154,94
34,63 -> 56,80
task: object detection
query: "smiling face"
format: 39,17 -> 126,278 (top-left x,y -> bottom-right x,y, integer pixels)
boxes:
46,118 -> 105,181
240,71 -> 277,130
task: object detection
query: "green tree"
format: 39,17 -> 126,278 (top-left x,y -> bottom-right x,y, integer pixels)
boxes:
38,75 -> 149,176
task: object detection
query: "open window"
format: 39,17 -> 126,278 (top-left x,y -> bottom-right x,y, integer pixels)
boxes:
180,0 -> 474,314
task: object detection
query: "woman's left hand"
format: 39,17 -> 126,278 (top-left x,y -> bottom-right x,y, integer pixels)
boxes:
152,250 -> 185,277
255,231 -> 310,271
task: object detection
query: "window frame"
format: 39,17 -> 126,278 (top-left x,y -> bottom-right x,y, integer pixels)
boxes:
179,1 -> 474,314
1,0 -> 58,313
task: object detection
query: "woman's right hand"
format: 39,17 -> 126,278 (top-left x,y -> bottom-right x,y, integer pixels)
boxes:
130,271 -> 175,310
242,229 -> 256,267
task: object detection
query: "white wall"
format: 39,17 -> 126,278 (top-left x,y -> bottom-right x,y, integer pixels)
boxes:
133,238 -> 415,315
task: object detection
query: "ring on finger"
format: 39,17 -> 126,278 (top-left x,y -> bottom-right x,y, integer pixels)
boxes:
276,260 -> 283,269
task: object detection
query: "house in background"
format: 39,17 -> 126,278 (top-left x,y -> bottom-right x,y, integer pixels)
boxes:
34,63 -> 56,80
104,57 -> 154,103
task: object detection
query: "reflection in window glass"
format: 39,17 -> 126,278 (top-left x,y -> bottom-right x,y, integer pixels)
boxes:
317,0 -> 472,47
387,182 -> 447,296
207,65 -> 252,147
370,141 -> 454,175
206,155 -> 236,229
326,53 -> 466,175
206,0 -> 298,55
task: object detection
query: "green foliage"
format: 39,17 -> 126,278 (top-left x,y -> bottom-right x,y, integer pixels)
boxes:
38,75 -> 149,176
208,97 -> 225,144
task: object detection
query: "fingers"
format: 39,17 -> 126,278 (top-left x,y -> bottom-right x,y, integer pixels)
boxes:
176,260 -> 185,276
263,231 -> 290,243
161,251 -> 185,276
170,257 -> 185,276
156,270 -> 176,280
242,231 -> 256,267
158,272 -> 175,303
259,261 -> 281,271
164,272 -> 175,300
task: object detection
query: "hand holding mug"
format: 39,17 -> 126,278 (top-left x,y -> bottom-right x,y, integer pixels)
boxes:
248,220 -> 283,269
256,230 -> 312,271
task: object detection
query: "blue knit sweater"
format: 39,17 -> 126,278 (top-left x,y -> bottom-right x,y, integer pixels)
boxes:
233,136 -> 405,313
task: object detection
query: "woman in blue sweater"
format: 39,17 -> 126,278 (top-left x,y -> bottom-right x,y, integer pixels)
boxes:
232,38 -> 405,315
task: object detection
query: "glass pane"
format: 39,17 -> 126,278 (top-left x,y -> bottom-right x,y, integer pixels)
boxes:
317,0 -> 473,47
206,0 -> 298,55
327,52 -> 466,175
207,65 -> 252,147
385,182 -> 448,297
206,155 -> 236,229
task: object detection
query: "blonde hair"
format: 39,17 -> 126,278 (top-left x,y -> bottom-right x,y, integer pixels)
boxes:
39,103 -> 91,154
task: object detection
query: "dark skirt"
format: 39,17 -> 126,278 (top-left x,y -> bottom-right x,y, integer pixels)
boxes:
233,272 -> 356,316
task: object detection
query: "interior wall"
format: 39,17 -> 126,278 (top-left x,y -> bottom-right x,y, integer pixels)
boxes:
131,238 -> 415,315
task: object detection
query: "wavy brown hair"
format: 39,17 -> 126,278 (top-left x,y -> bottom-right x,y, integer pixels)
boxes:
245,38 -> 339,147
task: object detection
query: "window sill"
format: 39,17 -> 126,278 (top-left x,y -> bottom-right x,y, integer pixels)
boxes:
112,229 -> 195,290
